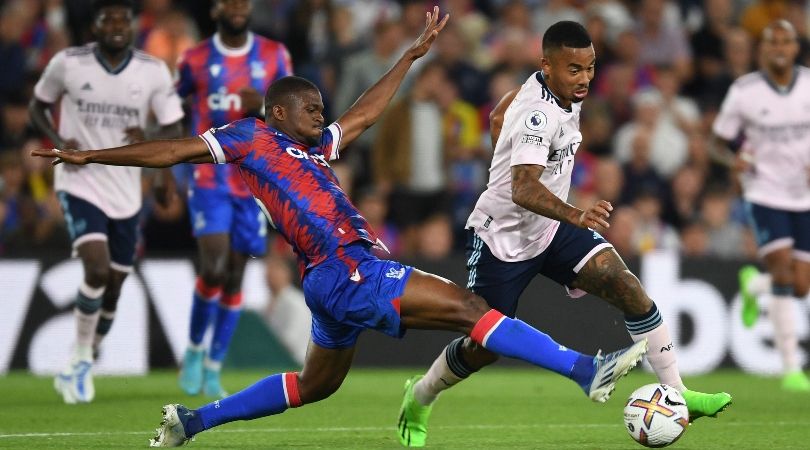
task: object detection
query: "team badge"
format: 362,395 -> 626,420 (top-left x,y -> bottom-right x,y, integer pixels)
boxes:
250,61 -> 266,79
525,110 -> 547,131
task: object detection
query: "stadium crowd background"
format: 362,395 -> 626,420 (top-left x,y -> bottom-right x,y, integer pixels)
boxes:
1,0 -> 807,262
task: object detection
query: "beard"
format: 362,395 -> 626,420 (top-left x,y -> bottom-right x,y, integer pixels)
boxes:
219,17 -> 249,35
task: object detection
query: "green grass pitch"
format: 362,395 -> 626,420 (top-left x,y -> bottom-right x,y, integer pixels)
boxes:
1,368 -> 807,449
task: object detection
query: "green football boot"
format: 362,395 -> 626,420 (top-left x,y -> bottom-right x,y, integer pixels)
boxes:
682,389 -> 732,422
782,371 -> 810,392
738,265 -> 761,328
397,376 -> 433,447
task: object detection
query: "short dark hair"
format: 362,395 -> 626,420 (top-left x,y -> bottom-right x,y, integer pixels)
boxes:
92,0 -> 134,18
265,76 -> 319,109
542,21 -> 592,55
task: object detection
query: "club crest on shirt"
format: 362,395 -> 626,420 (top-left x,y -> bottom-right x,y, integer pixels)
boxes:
250,61 -> 266,79
524,110 -> 547,131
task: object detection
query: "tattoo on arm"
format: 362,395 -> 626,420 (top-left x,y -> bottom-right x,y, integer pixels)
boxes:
511,165 -> 583,226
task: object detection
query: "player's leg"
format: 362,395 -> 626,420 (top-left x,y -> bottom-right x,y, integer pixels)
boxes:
151,341 -> 356,447
400,232 -> 538,446
53,193 -> 111,404
203,249 -> 248,398
777,209 -> 810,392
203,197 -> 267,397
569,245 -> 731,419
399,269 -> 646,396
749,204 -> 808,391
93,269 -> 128,359
92,211 -> 139,358
180,189 -> 232,395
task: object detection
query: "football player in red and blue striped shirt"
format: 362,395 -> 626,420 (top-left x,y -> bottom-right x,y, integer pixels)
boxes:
174,0 -> 292,399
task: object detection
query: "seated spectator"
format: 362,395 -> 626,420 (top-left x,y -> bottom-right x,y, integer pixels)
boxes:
679,219 -> 710,258
620,126 -> 667,204
631,188 -> 680,254
700,186 -> 747,259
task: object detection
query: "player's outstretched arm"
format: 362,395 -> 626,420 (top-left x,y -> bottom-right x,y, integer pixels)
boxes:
489,88 -> 519,149
31,137 -> 213,168
335,6 -> 448,149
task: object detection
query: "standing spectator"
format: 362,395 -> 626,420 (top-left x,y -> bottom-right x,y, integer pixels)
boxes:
634,0 -> 693,81
372,61 -> 450,256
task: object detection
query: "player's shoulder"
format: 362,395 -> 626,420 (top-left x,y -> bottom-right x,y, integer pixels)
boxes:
179,39 -> 213,64
254,34 -> 286,48
131,48 -> 164,66
62,43 -> 95,58
731,71 -> 765,90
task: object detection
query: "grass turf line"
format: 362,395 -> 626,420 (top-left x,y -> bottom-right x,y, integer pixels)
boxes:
0,369 -> 807,449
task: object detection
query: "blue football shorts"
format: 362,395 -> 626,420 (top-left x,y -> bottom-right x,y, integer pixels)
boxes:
465,223 -> 613,317
302,242 -> 413,349
57,191 -> 139,272
745,201 -> 810,260
187,187 -> 267,257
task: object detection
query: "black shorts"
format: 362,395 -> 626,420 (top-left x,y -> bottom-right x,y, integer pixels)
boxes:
57,192 -> 140,272
465,223 -> 612,317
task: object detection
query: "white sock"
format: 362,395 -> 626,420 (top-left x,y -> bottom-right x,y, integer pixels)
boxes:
75,282 -> 105,362
749,272 -> 772,297
630,323 -> 686,392
413,347 -> 465,406
769,295 -> 800,372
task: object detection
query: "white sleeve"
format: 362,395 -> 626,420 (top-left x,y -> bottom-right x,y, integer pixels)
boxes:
200,129 -> 226,164
34,50 -> 67,103
150,61 -> 185,125
506,104 -> 559,168
712,83 -> 744,140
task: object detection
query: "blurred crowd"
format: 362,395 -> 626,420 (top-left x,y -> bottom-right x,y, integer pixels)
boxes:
3,0 -> 808,261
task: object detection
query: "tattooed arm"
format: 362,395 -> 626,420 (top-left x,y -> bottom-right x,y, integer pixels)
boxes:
511,164 -> 612,229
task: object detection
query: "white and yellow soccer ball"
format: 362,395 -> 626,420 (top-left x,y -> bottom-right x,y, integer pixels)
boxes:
623,384 -> 689,448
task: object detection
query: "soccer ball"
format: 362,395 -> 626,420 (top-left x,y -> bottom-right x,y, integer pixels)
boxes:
623,384 -> 689,448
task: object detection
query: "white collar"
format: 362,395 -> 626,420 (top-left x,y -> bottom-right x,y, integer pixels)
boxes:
213,32 -> 254,57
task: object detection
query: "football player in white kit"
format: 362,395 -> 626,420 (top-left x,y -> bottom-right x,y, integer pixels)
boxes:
397,21 -> 732,447
712,20 -> 810,392
29,0 -> 184,403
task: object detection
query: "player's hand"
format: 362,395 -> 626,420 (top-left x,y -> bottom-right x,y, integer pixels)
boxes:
239,87 -> 264,115
124,127 -> 146,144
733,152 -> 753,173
30,148 -> 90,166
578,200 -> 612,230
406,6 -> 449,61
152,175 -> 178,208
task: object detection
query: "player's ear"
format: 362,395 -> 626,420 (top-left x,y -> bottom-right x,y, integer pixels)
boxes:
271,105 -> 286,121
210,1 -> 221,21
540,56 -> 552,78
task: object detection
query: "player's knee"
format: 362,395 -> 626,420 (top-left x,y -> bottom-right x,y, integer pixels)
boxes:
84,265 -> 110,288
613,270 -> 652,315
199,266 -> 226,287
298,376 -> 343,404
455,291 -> 491,332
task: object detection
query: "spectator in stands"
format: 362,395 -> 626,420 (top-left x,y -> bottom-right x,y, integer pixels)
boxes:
634,0 -> 693,80
372,61 -> 450,256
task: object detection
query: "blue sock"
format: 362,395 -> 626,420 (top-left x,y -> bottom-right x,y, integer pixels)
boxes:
209,304 -> 241,362
196,372 -> 300,432
471,310 -> 594,386
189,278 -> 220,346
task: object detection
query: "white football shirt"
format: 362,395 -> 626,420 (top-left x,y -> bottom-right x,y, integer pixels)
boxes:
34,44 -> 184,218
466,72 -> 584,261
713,67 -> 810,211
